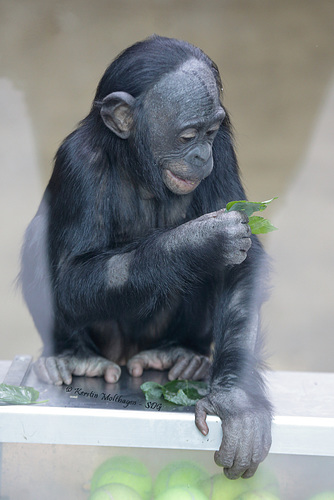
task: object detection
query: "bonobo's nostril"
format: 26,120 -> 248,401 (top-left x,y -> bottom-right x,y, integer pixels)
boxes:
186,144 -> 211,166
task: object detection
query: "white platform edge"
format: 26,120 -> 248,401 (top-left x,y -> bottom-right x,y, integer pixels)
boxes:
1,405 -> 334,457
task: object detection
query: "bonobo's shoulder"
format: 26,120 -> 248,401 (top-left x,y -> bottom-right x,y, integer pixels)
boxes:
53,125 -> 106,182
56,125 -> 95,163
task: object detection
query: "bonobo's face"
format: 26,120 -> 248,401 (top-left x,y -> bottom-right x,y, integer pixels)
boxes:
144,60 -> 225,195
99,59 -> 225,196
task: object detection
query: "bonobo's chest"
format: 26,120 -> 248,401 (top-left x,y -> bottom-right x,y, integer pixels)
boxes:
112,191 -> 194,246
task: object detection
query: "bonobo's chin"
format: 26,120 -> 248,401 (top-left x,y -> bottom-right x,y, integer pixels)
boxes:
163,169 -> 201,195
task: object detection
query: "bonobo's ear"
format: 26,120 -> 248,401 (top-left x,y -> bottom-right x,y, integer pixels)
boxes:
100,91 -> 135,139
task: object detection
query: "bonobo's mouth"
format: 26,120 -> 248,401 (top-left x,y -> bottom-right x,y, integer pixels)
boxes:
163,169 -> 201,195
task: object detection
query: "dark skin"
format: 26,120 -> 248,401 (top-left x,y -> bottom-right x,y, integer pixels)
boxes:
22,45 -> 272,480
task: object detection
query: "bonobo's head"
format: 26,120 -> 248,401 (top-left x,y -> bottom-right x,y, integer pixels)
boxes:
97,36 -> 225,196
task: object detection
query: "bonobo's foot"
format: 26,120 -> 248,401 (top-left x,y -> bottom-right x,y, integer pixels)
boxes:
195,387 -> 272,479
127,346 -> 210,380
34,355 -> 121,386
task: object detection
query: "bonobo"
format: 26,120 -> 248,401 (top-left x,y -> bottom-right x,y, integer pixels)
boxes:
21,35 -> 272,479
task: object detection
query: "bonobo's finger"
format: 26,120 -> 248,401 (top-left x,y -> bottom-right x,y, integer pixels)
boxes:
249,426 -> 266,466
219,414 -> 265,479
243,432 -> 271,478
170,355 -> 210,381
214,439 -> 236,470
167,356 -> 190,380
192,357 -> 211,380
222,437 -> 253,479
242,462 -> 259,479
56,357 -> 73,385
245,223 -> 252,236
226,210 -> 248,224
195,208 -> 227,222
231,250 -> 248,265
194,400 -> 210,436
33,357 -> 53,384
238,211 -> 249,224
181,356 -> 203,379
70,358 -> 88,377
39,356 -> 63,385
247,415 -> 272,467
240,237 -> 252,253
127,351 -> 164,377
45,356 -> 66,386
104,363 -> 122,384
127,358 -> 145,377
168,354 -> 204,380
194,211 -> 218,222
262,424 -> 273,460
213,208 -> 232,220
214,419 -> 243,470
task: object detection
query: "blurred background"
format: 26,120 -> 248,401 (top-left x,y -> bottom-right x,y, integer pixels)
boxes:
0,0 -> 333,372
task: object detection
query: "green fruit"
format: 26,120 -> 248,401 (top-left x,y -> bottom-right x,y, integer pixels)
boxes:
156,486 -> 209,500
199,473 -> 247,500
240,466 -> 280,496
199,463 -> 279,500
154,460 -> 209,497
308,493 -> 334,500
88,483 -> 142,499
236,493 -> 280,500
91,456 -> 152,500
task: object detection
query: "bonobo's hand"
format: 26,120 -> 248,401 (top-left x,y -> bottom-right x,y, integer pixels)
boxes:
165,209 -> 252,266
127,346 -> 210,381
195,387 -> 272,479
34,355 -> 121,386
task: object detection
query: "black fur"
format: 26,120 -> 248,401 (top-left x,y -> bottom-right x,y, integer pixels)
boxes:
21,35 -> 272,478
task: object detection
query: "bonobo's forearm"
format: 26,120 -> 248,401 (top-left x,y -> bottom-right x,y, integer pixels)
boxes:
127,209 -> 251,308
210,245 -> 268,396
56,210 -> 251,324
107,252 -> 134,287
56,228 -> 207,325
197,252 -> 272,479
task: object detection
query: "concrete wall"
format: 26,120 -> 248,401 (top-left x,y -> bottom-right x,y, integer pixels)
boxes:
1,0 -> 333,371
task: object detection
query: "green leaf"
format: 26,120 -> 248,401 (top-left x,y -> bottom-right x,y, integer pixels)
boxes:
161,380 -> 208,406
162,380 -> 208,396
141,380 -> 208,406
248,216 -> 278,234
0,383 -> 48,405
226,197 -> 278,217
225,197 -> 278,235
163,388 -> 199,406
140,381 -> 163,401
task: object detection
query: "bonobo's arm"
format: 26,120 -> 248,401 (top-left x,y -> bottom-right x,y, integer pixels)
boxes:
195,243 -> 272,479
40,209 -> 249,385
36,210 -> 250,384
55,209 -> 251,327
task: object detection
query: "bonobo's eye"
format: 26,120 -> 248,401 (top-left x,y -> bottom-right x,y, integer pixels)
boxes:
179,129 -> 197,144
206,124 -> 220,139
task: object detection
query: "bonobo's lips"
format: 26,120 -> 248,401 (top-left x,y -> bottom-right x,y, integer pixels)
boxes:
164,169 -> 201,194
